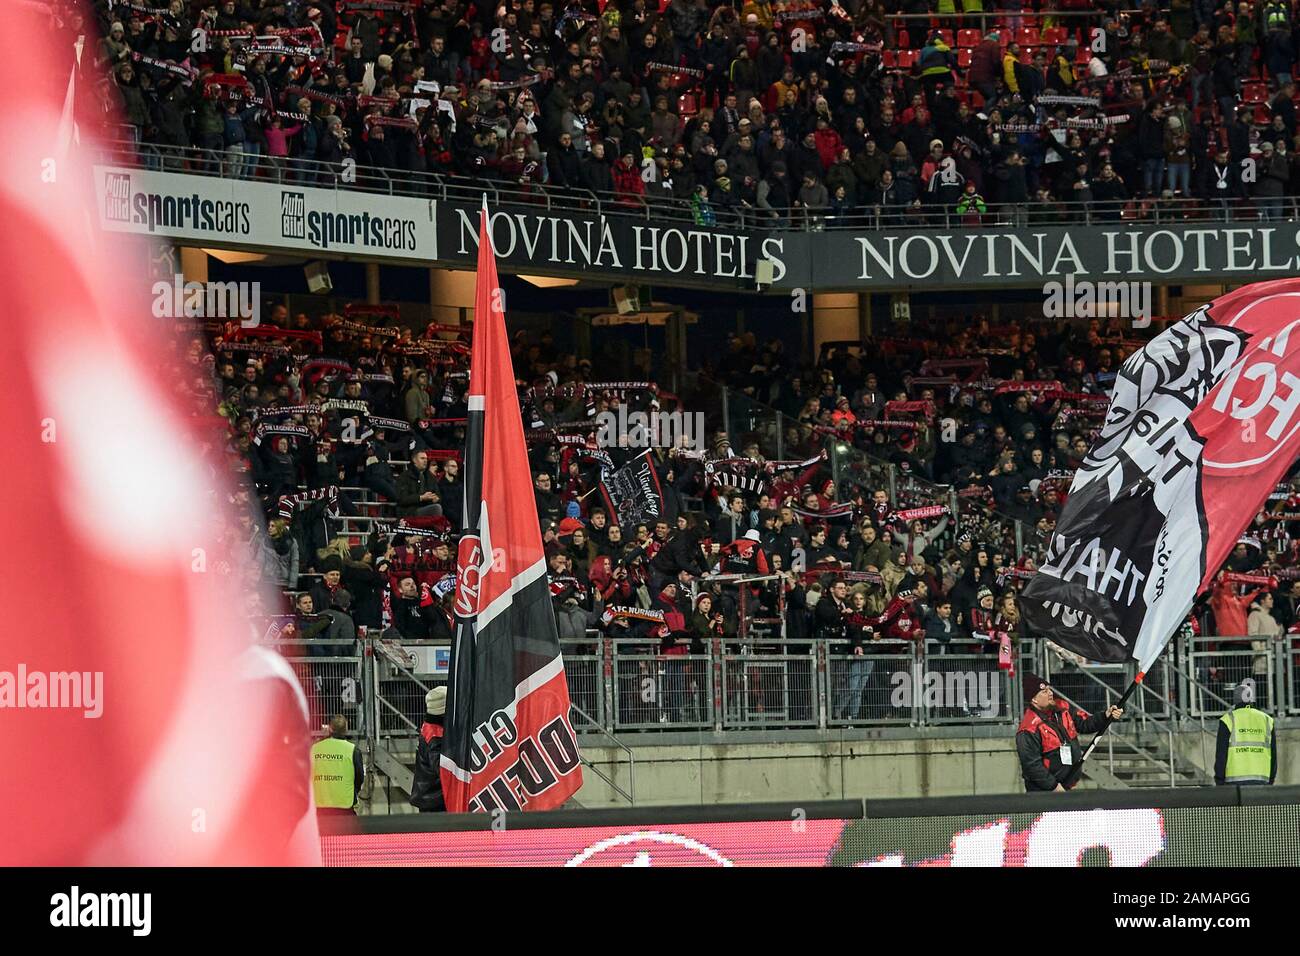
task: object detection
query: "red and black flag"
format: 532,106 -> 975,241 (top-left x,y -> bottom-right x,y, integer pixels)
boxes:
1023,279 -> 1300,673
439,209 -> 583,813
599,450 -> 666,527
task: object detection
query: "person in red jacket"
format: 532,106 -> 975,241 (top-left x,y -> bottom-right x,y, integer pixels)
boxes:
1016,673 -> 1123,792
654,580 -> 692,723
813,116 -> 845,171
1210,572 -> 1269,638
967,585 -> 1000,649
613,150 -> 647,205
869,588 -> 925,642
766,452 -> 826,504
719,529 -> 771,575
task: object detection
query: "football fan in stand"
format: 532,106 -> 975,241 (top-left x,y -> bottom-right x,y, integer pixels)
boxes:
1016,673 -> 1124,792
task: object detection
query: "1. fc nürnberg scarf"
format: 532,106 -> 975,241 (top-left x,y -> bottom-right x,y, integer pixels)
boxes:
439,208 -> 583,813
1023,279 -> 1300,673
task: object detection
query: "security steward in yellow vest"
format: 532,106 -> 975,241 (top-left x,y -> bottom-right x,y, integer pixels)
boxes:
1017,673 -> 1124,792
312,714 -> 364,814
1215,678 -> 1278,785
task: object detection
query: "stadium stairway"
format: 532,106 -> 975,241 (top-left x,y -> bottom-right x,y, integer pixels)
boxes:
1054,660 -> 1217,789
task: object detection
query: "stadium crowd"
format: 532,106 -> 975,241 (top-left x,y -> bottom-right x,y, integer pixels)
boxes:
177,295 -> 1300,710
84,0 -> 1300,224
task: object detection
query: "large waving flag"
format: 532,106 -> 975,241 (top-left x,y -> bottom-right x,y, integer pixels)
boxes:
1,4 -> 317,863
440,209 -> 583,812
1023,279 -> 1300,674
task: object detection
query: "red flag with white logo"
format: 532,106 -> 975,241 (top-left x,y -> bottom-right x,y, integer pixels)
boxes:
439,209 -> 583,813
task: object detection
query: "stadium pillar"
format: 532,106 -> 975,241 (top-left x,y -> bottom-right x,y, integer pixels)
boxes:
179,246 -> 208,286
428,268 -> 476,327
365,263 -> 381,305
812,293 -> 861,352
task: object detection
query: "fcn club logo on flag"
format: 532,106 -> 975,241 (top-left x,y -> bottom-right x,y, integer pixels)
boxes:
454,534 -> 482,619
1201,311 -> 1300,472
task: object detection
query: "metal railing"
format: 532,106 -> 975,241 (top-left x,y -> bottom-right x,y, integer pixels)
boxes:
560,636 -> 605,733
612,648 -> 714,730
270,639 -> 366,738
1184,633 -> 1284,717
571,634 -> 1020,732
99,138 -> 1300,235
1289,636 -> 1300,716
689,368 -> 971,553
721,645 -> 819,729
825,642 -> 916,726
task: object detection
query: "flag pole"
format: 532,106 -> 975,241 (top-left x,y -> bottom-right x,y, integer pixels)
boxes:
1075,612 -> 1190,770
1077,672 -> 1143,767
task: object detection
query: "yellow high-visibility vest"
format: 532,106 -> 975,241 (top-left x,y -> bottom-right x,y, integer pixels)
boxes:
1221,707 -> 1274,784
311,736 -> 356,809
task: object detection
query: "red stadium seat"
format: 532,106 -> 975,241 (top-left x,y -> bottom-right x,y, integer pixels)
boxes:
1041,27 -> 1068,45
897,29 -> 911,49
957,29 -> 981,48
1074,45 -> 1092,64
1015,27 -> 1040,47
1253,104 -> 1272,124
1243,83 -> 1269,104
897,50 -> 919,69
677,93 -> 698,116
882,50 -> 897,68
935,29 -> 954,47
957,49 -> 973,68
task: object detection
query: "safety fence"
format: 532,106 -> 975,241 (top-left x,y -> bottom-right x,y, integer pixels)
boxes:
102,139 -> 1300,234
267,634 -> 1025,737
577,636 -> 1023,732
1184,633 -> 1299,719
1040,633 -> 1300,722
265,633 -> 1300,747
1291,636 -> 1300,718
272,640 -> 367,739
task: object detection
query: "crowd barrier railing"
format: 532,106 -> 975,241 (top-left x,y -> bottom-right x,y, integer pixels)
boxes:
263,632 -> 1298,749
1184,634 -> 1282,718
572,634 -> 1020,733
1288,636 -> 1300,717
97,139 -> 1300,235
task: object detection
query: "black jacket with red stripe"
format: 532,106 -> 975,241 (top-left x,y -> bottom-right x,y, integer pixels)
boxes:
409,719 -> 445,812
1016,701 -> 1108,792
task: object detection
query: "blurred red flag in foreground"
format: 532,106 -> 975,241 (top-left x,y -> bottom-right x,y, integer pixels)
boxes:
0,3 -> 318,864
